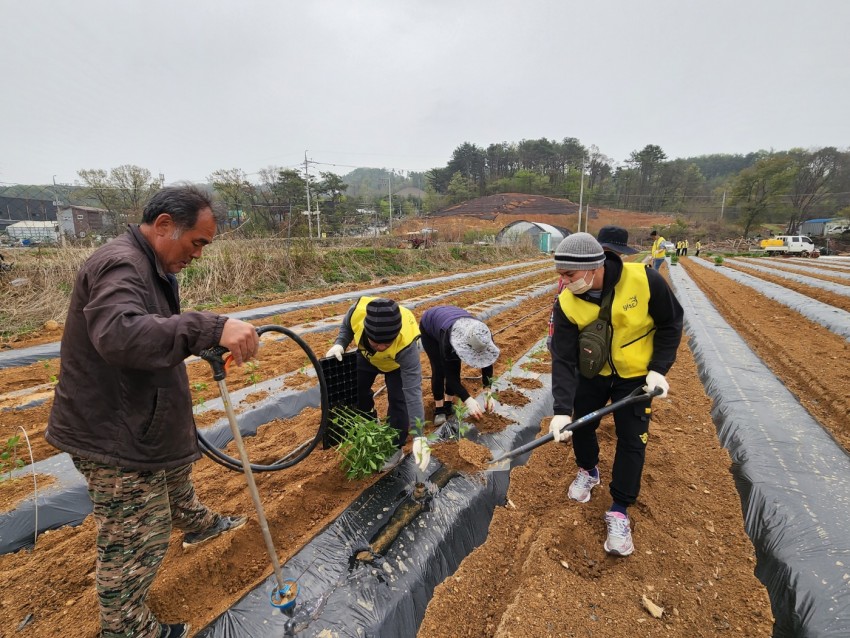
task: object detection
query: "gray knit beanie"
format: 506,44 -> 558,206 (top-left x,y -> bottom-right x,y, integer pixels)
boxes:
554,232 -> 606,271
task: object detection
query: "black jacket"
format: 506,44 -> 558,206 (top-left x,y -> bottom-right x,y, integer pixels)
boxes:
551,253 -> 683,414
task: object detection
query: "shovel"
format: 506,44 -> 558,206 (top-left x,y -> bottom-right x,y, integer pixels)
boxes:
200,340 -> 298,611
486,386 -> 662,471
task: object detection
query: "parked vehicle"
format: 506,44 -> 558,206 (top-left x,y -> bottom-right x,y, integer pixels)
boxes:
759,235 -> 818,257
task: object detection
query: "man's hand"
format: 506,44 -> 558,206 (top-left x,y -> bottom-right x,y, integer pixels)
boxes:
644,370 -> 669,398
412,437 -> 431,472
326,344 -> 345,361
549,415 -> 573,443
219,318 -> 260,366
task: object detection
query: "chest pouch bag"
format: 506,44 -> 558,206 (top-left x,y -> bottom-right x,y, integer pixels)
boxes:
578,290 -> 613,379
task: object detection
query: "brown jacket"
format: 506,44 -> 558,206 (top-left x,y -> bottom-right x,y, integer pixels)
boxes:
46,225 -> 226,470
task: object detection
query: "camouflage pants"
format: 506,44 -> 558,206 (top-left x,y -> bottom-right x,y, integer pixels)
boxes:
72,457 -> 221,638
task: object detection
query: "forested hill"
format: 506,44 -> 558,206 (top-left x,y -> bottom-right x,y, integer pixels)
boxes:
426,139 -> 850,235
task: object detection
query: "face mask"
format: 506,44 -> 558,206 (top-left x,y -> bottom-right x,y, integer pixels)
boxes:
566,271 -> 593,295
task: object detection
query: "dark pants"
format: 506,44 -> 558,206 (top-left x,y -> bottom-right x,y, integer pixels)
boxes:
570,374 -> 653,508
356,352 -> 410,447
420,331 -> 461,402
72,458 -> 220,638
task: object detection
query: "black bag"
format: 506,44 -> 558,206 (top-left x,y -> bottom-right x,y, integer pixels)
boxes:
578,290 -> 613,379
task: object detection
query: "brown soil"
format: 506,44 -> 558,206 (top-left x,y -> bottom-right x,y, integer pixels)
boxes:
419,336 -> 774,637
509,376 -> 543,390
494,387 -> 530,407
0,475 -> 56,513
431,440 -> 483,475
7,246 -> 846,637
457,438 -> 491,470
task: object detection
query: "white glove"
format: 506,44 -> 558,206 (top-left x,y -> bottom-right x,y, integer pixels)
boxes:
644,370 -> 669,398
325,344 -> 345,361
484,395 -> 497,412
549,415 -> 573,443
412,437 -> 431,472
464,397 -> 484,419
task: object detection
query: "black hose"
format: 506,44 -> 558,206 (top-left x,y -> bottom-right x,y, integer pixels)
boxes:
198,324 -> 330,472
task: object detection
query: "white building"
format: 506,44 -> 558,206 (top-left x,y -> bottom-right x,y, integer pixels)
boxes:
5,220 -> 60,243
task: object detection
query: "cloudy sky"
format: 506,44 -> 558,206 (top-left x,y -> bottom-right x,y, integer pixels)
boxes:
2,0 -> 848,186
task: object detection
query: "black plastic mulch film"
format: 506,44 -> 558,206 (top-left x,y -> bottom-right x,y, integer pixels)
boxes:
669,263 -> 850,637
196,343 -> 555,638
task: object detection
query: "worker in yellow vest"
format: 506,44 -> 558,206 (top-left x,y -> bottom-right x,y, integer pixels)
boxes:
326,297 -> 424,471
695,240 -> 702,257
649,230 -> 666,270
682,239 -> 689,257
549,233 -> 683,556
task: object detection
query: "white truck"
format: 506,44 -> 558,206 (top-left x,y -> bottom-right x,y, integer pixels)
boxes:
759,235 -> 818,257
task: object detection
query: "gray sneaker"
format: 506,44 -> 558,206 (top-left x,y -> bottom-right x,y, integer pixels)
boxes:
568,468 -> 600,503
603,511 -> 635,557
183,515 -> 247,548
380,449 -> 405,472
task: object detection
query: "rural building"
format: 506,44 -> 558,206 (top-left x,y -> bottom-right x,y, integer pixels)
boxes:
5,220 -> 61,243
57,205 -> 112,238
0,195 -> 58,232
800,217 -> 850,236
495,220 -> 570,252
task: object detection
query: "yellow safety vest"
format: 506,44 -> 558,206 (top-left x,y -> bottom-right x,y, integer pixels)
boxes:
558,263 -> 654,378
652,236 -> 666,259
350,296 -> 420,372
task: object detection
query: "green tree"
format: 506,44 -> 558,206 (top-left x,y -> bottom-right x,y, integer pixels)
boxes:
785,147 -> 841,233
729,155 -> 796,237
209,168 -> 253,228
77,165 -> 163,231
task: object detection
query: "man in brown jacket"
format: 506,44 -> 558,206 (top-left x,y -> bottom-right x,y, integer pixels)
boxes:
46,184 -> 259,638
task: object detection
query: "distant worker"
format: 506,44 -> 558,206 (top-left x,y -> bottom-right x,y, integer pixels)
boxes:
549,233 -> 684,557
650,230 -> 667,270
695,240 -> 702,257
682,239 -> 689,257
419,305 -> 499,426
675,240 -> 682,257
46,185 -> 260,638
326,297 -> 424,471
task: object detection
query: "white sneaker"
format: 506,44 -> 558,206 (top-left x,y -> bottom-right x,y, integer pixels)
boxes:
567,468 -> 600,503
603,511 -> 635,557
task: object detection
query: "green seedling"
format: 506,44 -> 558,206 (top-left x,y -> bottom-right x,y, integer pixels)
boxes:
192,382 -> 208,393
714,255 -> 724,266
333,407 -> 398,480
451,403 -> 471,440
245,360 -> 262,385
49,375 -> 58,385
299,358 -> 309,375
1,435 -> 26,482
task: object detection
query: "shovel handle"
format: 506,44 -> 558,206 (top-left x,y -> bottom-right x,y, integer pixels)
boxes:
488,386 -> 661,466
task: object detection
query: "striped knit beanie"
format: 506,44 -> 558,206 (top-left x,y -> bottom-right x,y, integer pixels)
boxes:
554,232 -> 606,272
364,298 -> 403,343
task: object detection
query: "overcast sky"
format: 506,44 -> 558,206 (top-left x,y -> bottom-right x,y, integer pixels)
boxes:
2,0 -> 848,186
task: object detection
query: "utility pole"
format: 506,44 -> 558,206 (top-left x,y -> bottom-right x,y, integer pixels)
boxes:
577,159 -> 585,232
304,152 -> 312,239
52,175 -> 66,246
720,189 -> 727,220
387,171 -> 393,233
